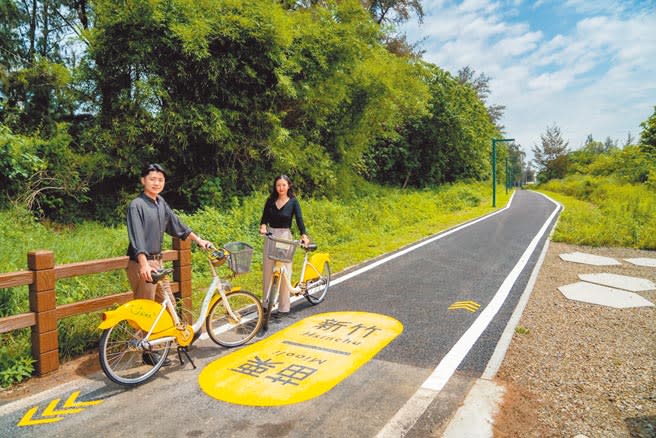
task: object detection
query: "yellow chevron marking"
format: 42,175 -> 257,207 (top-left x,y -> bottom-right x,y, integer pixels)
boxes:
63,391 -> 103,408
17,391 -> 103,427
18,407 -> 63,426
448,301 -> 481,313
42,398 -> 84,417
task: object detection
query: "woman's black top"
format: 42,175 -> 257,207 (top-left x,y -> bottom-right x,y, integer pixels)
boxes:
259,197 -> 307,235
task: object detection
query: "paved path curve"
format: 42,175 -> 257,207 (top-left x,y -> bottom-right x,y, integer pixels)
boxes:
0,190 -> 560,437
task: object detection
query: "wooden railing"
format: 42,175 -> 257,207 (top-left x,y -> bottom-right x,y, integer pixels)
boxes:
0,237 -> 192,376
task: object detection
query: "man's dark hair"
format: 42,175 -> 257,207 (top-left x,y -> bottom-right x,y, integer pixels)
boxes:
141,163 -> 167,177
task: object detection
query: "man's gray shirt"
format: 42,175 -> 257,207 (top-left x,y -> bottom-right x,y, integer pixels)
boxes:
127,193 -> 192,260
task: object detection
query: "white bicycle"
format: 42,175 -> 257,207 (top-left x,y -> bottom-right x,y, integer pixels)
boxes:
98,242 -> 263,386
260,233 -> 331,333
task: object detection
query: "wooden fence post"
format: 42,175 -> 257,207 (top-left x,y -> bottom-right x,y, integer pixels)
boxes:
28,250 -> 59,375
173,238 -> 192,312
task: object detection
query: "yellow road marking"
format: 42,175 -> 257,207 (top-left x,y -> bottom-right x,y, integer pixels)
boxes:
63,390 -> 103,408
17,391 -> 103,427
199,311 -> 403,406
448,300 -> 481,312
18,407 -> 62,426
42,398 -> 84,416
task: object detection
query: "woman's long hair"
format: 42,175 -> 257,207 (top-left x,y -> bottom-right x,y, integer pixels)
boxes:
267,175 -> 296,203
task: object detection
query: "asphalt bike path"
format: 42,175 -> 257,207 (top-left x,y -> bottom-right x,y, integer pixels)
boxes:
0,190 -> 560,437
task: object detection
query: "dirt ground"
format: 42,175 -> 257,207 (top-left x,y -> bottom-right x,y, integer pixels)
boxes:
493,242 -> 656,438
2,242 -> 655,438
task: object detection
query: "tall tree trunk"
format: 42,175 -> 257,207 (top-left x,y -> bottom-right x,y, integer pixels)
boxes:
39,0 -> 49,57
28,0 -> 37,61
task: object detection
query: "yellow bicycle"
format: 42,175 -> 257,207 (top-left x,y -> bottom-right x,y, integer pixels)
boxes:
260,233 -> 330,333
98,242 -> 263,386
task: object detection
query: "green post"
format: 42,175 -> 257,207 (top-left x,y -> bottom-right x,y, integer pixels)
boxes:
492,139 -> 497,207
505,156 -> 509,195
491,138 -> 515,207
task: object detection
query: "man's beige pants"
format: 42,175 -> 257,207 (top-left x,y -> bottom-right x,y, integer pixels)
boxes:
127,259 -> 175,303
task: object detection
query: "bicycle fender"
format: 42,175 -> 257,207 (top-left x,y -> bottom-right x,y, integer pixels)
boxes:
98,299 -> 174,332
302,252 -> 330,282
207,287 -> 243,312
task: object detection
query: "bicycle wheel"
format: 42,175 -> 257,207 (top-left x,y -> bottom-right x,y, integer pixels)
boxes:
206,290 -> 264,347
98,319 -> 171,386
305,262 -> 331,305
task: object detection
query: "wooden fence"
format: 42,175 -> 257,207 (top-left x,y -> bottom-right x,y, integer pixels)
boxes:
0,237 -> 192,376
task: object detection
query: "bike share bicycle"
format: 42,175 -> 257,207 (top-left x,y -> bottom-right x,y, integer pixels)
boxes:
98,242 -> 263,386
260,233 -> 331,334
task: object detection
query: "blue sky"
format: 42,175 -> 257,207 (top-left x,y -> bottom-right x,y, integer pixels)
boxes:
400,0 -> 656,162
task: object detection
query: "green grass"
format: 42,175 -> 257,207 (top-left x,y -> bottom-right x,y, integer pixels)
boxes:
537,175 -> 656,249
0,181 -> 511,387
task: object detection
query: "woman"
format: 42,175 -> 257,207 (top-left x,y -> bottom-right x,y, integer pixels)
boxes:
259,175 -> 310,319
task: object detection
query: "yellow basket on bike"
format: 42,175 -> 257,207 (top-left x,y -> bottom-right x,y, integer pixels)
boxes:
224,242 -> 253,274
265,236 -> 298,263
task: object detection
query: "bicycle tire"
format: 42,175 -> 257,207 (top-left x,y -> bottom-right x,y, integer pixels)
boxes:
98,319 -> 171,386
304,262 -> 331,305
206,290 -> 264,347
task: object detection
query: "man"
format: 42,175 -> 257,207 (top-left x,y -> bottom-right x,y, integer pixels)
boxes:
126,163 -> 210,365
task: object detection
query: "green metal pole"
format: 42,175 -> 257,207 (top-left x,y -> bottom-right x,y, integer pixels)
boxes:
505,156 -> 509,195
492,139 -> 497,207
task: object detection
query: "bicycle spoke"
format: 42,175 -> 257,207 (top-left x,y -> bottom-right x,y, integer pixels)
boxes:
206,290 -> 263,347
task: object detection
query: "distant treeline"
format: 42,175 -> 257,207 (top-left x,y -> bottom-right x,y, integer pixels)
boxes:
1,0 -> 501,223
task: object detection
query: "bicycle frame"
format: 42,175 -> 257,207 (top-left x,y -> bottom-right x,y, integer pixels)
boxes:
262,235 -> 330,309
99,254 -> 242,349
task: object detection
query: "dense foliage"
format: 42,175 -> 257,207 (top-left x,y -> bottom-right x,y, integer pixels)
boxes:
0,0 -> 500,224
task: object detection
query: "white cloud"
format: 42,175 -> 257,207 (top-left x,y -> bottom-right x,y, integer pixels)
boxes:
493,30 -> 542,57
401,0 -> 656,159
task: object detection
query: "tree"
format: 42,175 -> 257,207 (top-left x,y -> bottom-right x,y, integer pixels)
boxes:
456,66 -> 505,131
0,0 -> 91,134
363,0 -> 423,25
639,106 -> 656,155
364,63 -> 498,187
507,142 -> 526,187
532,124 -> 569,183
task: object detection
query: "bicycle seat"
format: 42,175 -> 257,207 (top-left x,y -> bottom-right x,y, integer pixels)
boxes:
304,244 -> 318,252
148,268 -> 174,284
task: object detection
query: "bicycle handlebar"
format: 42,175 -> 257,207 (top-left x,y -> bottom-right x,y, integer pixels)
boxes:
261,232 -> 317,252
262,232 -> 301,245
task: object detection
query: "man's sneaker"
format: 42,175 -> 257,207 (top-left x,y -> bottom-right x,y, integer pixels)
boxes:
142,351 -> 172,366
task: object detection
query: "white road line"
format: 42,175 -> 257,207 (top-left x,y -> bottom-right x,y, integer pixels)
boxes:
482,193 -> 562,379
376,192 -> 561,437
331,191 -> 516,287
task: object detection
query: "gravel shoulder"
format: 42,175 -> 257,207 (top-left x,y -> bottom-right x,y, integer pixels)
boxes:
493,241 -> 656,438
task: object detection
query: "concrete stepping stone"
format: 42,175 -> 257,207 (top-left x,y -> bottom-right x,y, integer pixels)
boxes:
578,273 -> 656,292
559,252 -> 621,266
558,282 -> 654,308
624,257 -> 656,267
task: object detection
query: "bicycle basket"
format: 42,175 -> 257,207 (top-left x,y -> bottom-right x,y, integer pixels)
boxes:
224,242 -> 253,274
265,237 -> 297,263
